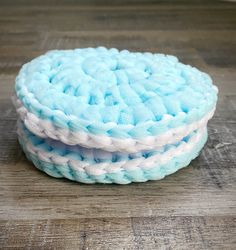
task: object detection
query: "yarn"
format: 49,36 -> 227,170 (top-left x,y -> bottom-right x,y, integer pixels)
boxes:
15,47 -> 218,140
14,47 -> 218,184
18,123 -> 208,184
14,96 -> 215,153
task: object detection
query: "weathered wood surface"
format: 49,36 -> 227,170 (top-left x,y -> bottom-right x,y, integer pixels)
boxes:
0,0 -> 236,249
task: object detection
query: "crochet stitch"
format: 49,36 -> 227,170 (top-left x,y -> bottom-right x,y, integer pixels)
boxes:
15,48 -> 217,138
14,96 -> 215,153
18,122 -> 208,184
17,121 -> 206,171
14,47 -> 218,184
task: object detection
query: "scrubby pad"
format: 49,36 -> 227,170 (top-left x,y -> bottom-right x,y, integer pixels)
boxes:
18,121 -> 207,184
15,47 -> 218,152
14,47 -> 218,184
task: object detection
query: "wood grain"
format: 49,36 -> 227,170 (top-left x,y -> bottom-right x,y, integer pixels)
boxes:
0,0 -> 236,249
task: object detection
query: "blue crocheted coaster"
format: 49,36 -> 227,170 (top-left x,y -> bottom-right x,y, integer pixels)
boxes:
15,47 -> 217,140
18,123 -> 207,184
14,47 -> 218,184
19,130 -> 207,184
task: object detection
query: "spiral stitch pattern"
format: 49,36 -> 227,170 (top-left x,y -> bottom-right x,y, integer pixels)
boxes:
14,47 -> 218,184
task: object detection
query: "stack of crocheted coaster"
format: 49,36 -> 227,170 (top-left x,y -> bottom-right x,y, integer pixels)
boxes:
14,47 -> 218,184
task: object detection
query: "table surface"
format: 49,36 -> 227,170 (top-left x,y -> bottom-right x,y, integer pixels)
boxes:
0,0 -> 236,249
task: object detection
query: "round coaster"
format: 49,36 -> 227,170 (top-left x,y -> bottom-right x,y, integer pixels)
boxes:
15,47 -> 218,152
18,121 -> 207,184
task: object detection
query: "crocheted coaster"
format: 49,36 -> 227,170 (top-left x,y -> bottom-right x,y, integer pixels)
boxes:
15,47 -> 218,152
14,47 -> 218,184
18,121 -> 207,184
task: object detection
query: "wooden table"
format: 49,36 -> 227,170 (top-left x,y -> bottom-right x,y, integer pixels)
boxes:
0,1 -> 235,249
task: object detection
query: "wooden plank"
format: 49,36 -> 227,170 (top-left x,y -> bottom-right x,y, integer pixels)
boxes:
0,217 -> 235,249
0,3 -> 236,32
